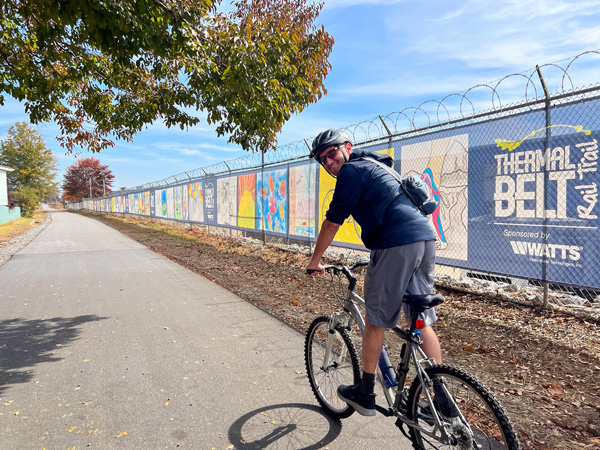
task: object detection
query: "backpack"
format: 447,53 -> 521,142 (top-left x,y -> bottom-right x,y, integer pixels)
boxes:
364,157 -> 437,215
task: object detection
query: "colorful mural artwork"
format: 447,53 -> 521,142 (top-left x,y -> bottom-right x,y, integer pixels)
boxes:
238,173 -> 256,229
155,189 -> 165,217
174,185 -> 184,220
182,185 -> 188,220
165,187 -> 174,218
401,135 -> 468,261
188,182 -> 204,222
76,96 -> 600,292
155,188 -> 175,218
289,164 -> 316,237
257,169 -> 287,233
217,176 -> 237,226
139,191 -> 151,216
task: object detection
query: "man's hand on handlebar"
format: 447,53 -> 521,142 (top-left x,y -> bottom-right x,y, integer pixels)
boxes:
306,263 -> 325,276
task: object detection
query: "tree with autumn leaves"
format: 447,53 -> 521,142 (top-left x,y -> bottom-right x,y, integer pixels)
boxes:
0,0 -> 334,154
62,158 -> 115,202
0,121 -> 58,216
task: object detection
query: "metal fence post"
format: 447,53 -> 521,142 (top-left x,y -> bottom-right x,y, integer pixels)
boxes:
304,139 -> 315,255
261,149 -> 266,246
536,65 -> 551,307
379,115 -> 394,162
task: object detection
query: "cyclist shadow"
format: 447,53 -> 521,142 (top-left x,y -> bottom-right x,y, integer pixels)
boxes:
228,403 -> 341,449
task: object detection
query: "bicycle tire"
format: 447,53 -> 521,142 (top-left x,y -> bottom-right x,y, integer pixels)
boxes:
304,316 -> 361,419
405,364 -> 520,450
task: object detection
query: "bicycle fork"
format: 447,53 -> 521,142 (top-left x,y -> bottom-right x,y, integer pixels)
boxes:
320,313 -> 352,371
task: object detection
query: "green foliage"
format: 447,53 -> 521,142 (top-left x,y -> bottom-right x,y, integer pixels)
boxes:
0,0 -> 334,153
0,121 -> 58,197
12,184 -> 43,217
62,157 -> 115,201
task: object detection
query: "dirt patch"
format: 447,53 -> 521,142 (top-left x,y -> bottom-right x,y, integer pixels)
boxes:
85,212 -> 600,450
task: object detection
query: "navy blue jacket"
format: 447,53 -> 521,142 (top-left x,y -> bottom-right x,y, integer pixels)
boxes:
325,149 -> 436,250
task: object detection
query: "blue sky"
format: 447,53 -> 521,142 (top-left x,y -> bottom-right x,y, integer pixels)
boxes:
1,0 -> 599,190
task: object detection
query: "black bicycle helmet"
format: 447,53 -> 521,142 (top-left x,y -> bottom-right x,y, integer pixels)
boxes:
310,129 -> 351,159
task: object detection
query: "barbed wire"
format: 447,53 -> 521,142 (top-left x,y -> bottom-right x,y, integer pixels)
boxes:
113,50 -> 600,196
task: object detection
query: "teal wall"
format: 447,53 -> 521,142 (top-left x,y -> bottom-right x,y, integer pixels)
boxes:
0,205 -> 21,225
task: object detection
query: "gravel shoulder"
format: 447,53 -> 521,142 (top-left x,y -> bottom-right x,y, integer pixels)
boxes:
0,211 -> 51,266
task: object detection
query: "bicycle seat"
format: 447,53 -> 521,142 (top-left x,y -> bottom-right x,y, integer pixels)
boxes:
403,294 -> 444,313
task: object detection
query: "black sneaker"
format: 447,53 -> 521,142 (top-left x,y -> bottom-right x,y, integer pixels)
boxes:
337,384 -> 376,416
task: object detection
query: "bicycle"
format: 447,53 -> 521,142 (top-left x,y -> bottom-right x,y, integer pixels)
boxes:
304,261 -> 521,450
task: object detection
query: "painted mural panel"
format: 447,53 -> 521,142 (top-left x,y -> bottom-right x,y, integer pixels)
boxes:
238,173 -> 256,229
256,169 -> 287,233
155,188 -> 174,218
174,185 -> 184,220
182,185 -> 188,220
117,196 -> 125,213
129,194 -> 136,214
139,191 -> 151,216
217,176 -> 237,226
154,189 -> 164,217
401,134 -> 469,261
188,182 -> 204,222
165,187 -> 174,218
289,164 -> 316,237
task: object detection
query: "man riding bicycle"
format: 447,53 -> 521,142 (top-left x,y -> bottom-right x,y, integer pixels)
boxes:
306,128 -> 441,417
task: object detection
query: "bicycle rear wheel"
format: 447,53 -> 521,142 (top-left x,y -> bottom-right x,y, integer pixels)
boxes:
304,316 -> 361,419
406,365 -> 520,450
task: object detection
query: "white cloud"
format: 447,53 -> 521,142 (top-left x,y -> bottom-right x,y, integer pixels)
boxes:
381,0 -> 600,77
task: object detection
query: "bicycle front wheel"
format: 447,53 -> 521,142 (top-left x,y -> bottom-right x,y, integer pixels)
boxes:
304,316 -> 361,419
406,364 -> 520,450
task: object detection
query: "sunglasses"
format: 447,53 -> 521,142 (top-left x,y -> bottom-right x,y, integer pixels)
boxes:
316,145 -> 342,165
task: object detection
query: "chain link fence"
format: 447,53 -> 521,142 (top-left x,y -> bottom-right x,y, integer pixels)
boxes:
68,51 -> 600,319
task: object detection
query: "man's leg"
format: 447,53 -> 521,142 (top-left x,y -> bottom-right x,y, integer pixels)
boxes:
419,325 -> 442,364
336,320 -> 384,416
362,321 -> 385,373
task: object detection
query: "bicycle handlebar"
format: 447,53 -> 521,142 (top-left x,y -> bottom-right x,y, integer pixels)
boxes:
323,261 -> 368,277
306,261 -> 369,292
306,261 -> 368,277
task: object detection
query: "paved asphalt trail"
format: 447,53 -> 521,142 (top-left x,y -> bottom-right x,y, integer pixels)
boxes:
0,211 -> 411,449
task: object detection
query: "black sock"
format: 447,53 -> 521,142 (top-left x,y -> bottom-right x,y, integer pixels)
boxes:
360,371 -> 376,395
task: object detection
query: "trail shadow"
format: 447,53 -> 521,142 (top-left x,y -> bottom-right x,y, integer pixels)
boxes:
0,315 -> 108,396
228,403 -> 342,449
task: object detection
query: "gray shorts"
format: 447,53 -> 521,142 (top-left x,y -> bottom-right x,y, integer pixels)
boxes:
364,240 -> 436,328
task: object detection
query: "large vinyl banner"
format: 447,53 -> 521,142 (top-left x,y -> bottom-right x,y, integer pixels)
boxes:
469,112 -> 599,288
203,179 -> 217,225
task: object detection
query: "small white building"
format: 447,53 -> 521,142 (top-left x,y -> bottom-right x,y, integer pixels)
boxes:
0,165 -> 20,224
